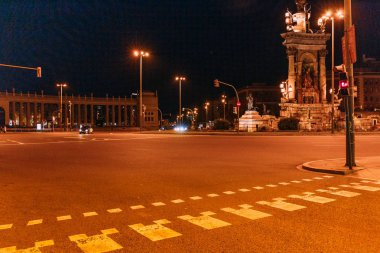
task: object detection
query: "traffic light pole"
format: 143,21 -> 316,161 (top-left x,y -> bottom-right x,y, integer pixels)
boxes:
344,0 -> 356,168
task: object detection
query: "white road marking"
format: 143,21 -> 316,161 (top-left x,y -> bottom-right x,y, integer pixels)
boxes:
340,184 -> 380,192
302,179 -> 313,182
223,191 -> 235,195
313,177 -> 323,180
361,180 -> 380,185
107,208 -> 122,213
253,186 -> 264,190
6,139 -> 24,144
207,193 -> 219,197
323,175 -> 334,178
279,182 -> 290,185
0,224 -> 12,230
288,192 -> 335,204
291,180 -> 302,183
129,219 -> 181,241
316,188 -> 361,197
83,212 -> 98,217
221,204 -> 272,220
238,188 -> 251,192
130,205 -> 145,210
257,198 -> 306,211
69,228 -> 122,252
266,184 -> 277,187
57,215 -> 72,221
178,211 -> 231,230
171,199 -> 185,204
0,240 -> 54,252
190,196 -> 202,200
152,202 -> 166,207
27,219 -> 43,226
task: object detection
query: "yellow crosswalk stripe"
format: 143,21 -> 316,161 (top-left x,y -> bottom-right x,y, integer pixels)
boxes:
221,204 -> 272,220
69,228 -> 122,253
0,224 -> 12,230
57,215 -> 72,221
257,198 -> 306,211
107,208 -> 122,213
27,219 -> 43,226
178,211 -> 231,230
129,219 -> 182,241
340,184 -> 380,192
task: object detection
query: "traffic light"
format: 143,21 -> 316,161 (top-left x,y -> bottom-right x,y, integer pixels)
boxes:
339,72 -> 349,96
213,79 -> 220,88
36,67 -> 42,78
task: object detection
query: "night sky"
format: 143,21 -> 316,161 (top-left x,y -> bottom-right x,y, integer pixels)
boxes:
0,0 -> 379,115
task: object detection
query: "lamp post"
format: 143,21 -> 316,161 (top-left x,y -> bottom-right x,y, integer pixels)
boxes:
134,50 -> 149,130
56,83 -> 67,129
68,100 -> 72,131
175,76 -> 186,125
213,79 -> 240,133
204,102 -> 210,123
318,10 -> 344,133
221,94 -> 227,120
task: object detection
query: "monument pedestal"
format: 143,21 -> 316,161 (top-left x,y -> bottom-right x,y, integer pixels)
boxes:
239,110 -> 276,132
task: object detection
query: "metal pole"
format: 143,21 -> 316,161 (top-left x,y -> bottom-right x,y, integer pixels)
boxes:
344,0 -> 356,168
219,81 -> 240,134
223,102 -> 226,120
331,17 -> 335,133
139,55 -> 143,130
179,79 -> 182,125
60,85 -> 63,128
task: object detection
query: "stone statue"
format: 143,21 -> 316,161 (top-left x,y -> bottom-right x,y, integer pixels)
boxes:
295,0 -> 307,12
246,93 -> 254,111
303,67 -> 313,88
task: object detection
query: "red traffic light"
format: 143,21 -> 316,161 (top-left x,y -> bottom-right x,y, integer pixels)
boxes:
339,80 -> 349,89
36,67 -> 42,78
237,101 -> 241,107
213,79 -> 220,87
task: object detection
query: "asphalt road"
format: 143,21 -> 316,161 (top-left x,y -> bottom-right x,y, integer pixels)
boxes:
0,132 -> 379,253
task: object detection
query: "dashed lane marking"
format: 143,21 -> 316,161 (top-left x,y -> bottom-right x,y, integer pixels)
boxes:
69,228 -> 122,253
279,182 -> 290,185
328,187 -> 339,190
130,205 -> 145,210
107,208 -> 122,213
340,184 -> 380,192
6,139 -> 24,145
27,219 -> 43,226
171,199 -> 185,204
152,202 -> 166,207
221,204 -> 272,220
361,180 -> 380,185
57,215 -> 72,221
178,211 -> 231,230
291,180 -> 302,183
190,196 -> 202,200
302,179 -> 313,182
257,198 -> 306,211
0,240 -> 54,253
83,212 -> 98,217
207,193 -> 219,198
313,177 -> 323,180
223,191 -> 235,195
316,188 -> 361,197
288,192 -> 335,204
0,224 -> 13,230
323,175 -> 334,178
266,184 -> 277,187
129,219 -> 182,241
253,186 -> 264,190
238,188 -> 251,192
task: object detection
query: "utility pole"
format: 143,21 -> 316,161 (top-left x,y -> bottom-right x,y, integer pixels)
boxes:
344,0 -> 356,168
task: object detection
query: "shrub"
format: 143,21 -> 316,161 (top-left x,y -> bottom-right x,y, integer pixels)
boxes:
213,119 -> 231,130
278,117 -> 300,130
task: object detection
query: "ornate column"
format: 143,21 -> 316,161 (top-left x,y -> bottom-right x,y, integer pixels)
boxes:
105,105 -> 109,126
319,49 -> 328,103
124,104 -> 128,126
34,103 -> 38,126
90,104 -> 94,126
84,103 -> 88,124
297,61 -> 303,103
287,47 -> 297,101
118,99 -> 122,126
12,101 -> 16,125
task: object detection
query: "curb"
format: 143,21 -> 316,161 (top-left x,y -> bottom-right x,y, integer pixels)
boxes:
302,159 -> 366,175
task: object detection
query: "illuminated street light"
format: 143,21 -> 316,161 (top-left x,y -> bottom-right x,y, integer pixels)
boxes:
133,50 -> 149,130
221,94 -> 227,120
318,10 -> 344,133
56,83 -> 68,129
204,102 -> 210,123
175,76 -> 186,125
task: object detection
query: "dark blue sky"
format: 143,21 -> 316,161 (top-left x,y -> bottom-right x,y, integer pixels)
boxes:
0,0 -> 379,114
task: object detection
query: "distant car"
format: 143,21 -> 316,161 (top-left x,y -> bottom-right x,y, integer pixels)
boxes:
79,125 -> 93,134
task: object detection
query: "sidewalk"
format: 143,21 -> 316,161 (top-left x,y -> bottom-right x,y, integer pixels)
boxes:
302,156 -> 380,179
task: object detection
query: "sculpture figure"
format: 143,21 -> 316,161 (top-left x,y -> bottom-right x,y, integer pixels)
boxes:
295,0 -> 307,12
246,93 -> 254,111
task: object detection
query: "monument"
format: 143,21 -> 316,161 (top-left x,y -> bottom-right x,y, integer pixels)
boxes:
280,0 -> 340,130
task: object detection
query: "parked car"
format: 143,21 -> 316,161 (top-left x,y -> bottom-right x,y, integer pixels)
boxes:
79,125 -> 93,134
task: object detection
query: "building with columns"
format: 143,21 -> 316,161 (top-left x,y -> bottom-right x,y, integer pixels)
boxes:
0,89 -> 159,130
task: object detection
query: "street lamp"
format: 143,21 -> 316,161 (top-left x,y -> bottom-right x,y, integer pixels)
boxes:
318,10 -> 343,133
204,102 -> 210,123
221,94 -> 227,120
175,76 -> 186,125
133,50 -> 149,130
213,79 -> 240,133
56,83 -> 67,129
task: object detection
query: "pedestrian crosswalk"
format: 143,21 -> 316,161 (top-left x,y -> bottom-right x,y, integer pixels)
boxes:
0,180 -> 378,252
